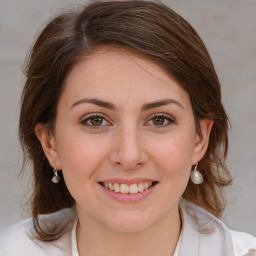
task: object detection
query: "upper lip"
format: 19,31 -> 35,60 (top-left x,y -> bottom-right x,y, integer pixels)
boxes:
99,178 -> 158,185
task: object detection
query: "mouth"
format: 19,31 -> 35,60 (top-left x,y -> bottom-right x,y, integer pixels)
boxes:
99,181 -> 158,194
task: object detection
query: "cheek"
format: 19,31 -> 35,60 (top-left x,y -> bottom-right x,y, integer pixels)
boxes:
150,132 -> 195,180
55,135 -> 109,208
56,134 -> 108,182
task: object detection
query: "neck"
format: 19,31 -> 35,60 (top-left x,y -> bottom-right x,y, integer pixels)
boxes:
77,206 -> 181,256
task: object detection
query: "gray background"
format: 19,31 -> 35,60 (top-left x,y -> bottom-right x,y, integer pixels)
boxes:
0,0 -> 255,236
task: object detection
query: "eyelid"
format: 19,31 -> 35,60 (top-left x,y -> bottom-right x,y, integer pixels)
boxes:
80,112 -> 175,129
81,112 -> 112,129
147,112 -> 175,121
81,112 -> 109,121
145,112 -> 176,127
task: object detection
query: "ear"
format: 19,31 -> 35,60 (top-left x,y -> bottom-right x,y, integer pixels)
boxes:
35,123 -> 61,169
192,119 -> 213,165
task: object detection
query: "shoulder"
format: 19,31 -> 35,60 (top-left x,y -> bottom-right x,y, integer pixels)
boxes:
0,218 -> 43,255
231,230 -> 256,256
0,209 -> 75,256
180,199 -> 256,255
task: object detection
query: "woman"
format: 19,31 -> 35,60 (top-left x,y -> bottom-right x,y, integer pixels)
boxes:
0,1 -> 255,255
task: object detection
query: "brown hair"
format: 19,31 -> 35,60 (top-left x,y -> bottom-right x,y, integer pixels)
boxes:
19,0 -> 232,241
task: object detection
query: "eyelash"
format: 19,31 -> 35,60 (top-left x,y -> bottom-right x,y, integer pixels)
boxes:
147,113 -> 175,128
81,113 -> 175,130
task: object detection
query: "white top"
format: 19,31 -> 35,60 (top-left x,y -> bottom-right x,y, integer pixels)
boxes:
0,201 -> 255,256
70,220 -> 181,256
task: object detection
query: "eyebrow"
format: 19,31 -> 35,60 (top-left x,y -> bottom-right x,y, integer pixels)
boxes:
70,98 -> 184,111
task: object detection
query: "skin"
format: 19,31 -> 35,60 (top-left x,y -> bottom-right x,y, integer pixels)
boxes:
35,47 -> 213,256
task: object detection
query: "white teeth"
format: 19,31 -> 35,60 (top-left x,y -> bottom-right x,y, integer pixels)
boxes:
108,183 -> 114,191
129,183 -> 138,194
138,183 -> 144,192
114,183 -> 120,192
120,184 -> 129,194
103,181 -> 155,194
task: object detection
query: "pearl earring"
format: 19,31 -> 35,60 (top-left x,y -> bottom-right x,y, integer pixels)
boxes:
52,167 -> 60,183
190,163 -> 203,184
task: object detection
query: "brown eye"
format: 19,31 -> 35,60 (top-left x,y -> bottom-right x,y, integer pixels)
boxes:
91,116 -> 104,126
152,116 -> 165,125
146,114 -> 175,128
81,114 -> 110,129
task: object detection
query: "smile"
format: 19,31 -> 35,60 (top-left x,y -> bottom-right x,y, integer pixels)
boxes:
100,181 -> 156,194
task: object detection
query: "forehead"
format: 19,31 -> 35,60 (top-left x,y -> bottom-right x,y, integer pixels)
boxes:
61,47 -> 191,110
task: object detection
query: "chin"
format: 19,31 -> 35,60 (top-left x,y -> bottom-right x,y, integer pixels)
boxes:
102,211 -> 153,233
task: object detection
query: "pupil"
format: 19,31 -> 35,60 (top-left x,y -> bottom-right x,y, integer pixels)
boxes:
92,117 -> 103,126
153,117 -> 164,125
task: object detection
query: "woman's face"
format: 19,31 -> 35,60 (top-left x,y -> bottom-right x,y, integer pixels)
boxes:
37,48 -> 212,232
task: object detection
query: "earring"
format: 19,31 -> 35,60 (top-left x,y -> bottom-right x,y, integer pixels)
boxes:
52,167 -> 60,183
190,163 -> 203,184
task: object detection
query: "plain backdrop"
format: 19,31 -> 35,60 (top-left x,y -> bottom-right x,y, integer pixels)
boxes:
0,0 -> 255,236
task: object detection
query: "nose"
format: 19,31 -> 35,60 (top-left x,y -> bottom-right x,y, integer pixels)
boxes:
108,125 -> 149,170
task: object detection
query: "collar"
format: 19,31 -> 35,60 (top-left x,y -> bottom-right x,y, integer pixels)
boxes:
71,220 -> 79,256
178,199 -> 234,256
71,220 -> 181,256
71,200 -> 234,256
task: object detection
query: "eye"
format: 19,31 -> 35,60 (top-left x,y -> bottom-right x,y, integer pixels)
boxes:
81,113 -> 111,129
146,113 -> 175,128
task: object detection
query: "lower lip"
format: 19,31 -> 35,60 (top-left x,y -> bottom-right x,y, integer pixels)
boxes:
99,183 -> 157,202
